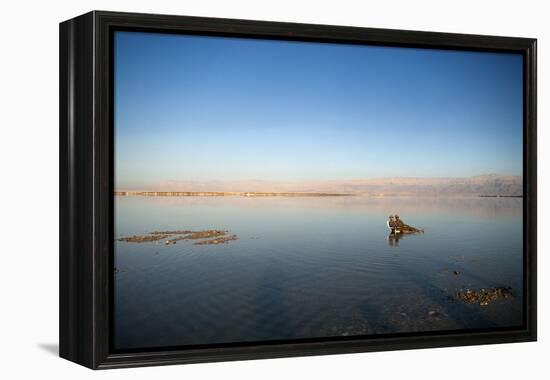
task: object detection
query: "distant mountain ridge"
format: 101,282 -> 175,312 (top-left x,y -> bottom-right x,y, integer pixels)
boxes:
120,175 -> 522,196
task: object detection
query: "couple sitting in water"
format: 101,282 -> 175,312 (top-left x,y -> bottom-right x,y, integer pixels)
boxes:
387,214 -> 423,235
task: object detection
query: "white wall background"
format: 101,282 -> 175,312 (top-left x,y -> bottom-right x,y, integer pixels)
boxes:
0,0 -> 547,378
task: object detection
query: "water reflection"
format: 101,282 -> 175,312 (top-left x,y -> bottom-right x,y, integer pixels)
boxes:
387,231 -> 424,247
387,232 -> 402,247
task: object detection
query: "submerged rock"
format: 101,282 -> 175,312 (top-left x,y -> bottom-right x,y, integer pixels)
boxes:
193,234 -> 238,245
428,311 -> 445,320
455,287 -> 513,306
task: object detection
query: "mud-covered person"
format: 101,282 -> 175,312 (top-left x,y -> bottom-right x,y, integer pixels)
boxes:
394,214 -> 424,233
387,215 -> 397,234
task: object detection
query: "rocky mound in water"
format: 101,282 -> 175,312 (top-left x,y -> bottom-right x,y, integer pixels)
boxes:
117,234 -> 171,243
117,229 -> 238,246
455,287 -> 513,306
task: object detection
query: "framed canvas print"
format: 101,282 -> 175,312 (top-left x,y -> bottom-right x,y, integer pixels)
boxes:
59,11 -> 537,369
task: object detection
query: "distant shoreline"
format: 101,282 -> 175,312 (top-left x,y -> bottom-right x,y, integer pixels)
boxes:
478,195 -> 523,198
115,175 -> 523,198
114,191 -> 352,197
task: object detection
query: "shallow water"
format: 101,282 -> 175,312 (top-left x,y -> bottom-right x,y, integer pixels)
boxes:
113,196 -> 523,350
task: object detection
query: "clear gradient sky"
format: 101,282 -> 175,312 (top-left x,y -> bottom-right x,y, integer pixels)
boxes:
114,31 -> 523,189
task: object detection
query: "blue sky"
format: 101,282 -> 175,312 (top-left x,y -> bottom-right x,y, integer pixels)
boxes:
114,31 -> 523,189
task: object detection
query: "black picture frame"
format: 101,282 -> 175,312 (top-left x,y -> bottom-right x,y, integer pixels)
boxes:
59,10 -> 537,369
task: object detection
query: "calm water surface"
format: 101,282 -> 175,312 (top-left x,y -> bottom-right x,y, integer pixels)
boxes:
113,196 -> 523,350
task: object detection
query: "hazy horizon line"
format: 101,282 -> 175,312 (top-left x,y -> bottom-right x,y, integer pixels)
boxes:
117,173 -> 522,187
